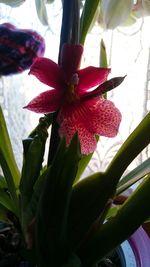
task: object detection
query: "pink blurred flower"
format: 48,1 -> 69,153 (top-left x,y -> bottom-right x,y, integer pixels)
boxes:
0,23 -> 45,75
25,44 -> 121,154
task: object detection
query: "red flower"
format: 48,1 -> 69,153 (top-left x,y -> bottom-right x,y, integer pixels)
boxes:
25,44 -> 121,154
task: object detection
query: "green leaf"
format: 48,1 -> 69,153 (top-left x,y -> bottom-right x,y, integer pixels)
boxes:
80,0 -> 100,44
36,135 -> 81,267
20,131 -> 48,206
31,168 -> 49,214
69,171 -> 117,248
106,206 -> 119,220
0,149 -> 19,217
106,112 -> 150,182
74,135 -> 99,184
0,204 -> 10,223
78,173 -> 150,267
35,0 -> 49,25
0,0 -> 25,7
117,158 -> 150,195
0,188 -> 17,214
100,39 -> 108,68
0,175 -> 7,189
69,112 -> 150,248
74,152 -> 93,183
101,0 -> 134,29
22,167 -> 50,229
0,106 -> 20,188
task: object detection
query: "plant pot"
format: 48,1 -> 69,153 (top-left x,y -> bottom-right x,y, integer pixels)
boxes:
120,226 -> 150,267
98,227 -> 150,267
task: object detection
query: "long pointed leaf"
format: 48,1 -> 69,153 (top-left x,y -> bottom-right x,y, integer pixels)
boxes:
78,173 -> 150,267
0,175 -> 7,189
106,112 -> 150,181
36,135 -> 81,267
74,152 -> 93,183
117,158 -> 150,195
0,106 -> 20,188
0,188 -> 17,214
80,0 -> 99,44
69,113 -> 150,248
0,149 -> 19,217
69,171 -> 117,248
0,204 -> 10,223
118,157 -> 150,187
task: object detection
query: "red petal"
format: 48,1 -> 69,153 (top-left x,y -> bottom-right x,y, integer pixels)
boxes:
87,97 -> 122,137
24,89 -> 63,113
29,57 -> 64,89
77,67 -> 111,93
60,44 -> 83,81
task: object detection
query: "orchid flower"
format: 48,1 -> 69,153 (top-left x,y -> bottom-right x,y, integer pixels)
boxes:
25,44 -> 121,154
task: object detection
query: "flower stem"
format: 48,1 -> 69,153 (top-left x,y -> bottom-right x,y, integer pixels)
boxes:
59,0 -> 74,61
71,0 -> 80,44
48,0 -> 81,165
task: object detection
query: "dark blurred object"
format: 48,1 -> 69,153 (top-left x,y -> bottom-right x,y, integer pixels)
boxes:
0,221 -> 35,267
0,23 -> 45,76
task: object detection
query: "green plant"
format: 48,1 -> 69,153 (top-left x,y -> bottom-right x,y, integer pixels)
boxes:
0,1 -> 150,267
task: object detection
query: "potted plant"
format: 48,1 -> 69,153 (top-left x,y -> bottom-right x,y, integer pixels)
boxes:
0,0 -> 150,267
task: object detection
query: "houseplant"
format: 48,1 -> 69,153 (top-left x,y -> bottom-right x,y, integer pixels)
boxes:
0,0 -> 150,266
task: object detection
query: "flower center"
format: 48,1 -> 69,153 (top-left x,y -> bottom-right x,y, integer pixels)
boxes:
66,73 -> 79,103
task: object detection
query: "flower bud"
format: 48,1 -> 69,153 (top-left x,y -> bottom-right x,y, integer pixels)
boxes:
101,0 -> 134,29
0,23 -> 45,76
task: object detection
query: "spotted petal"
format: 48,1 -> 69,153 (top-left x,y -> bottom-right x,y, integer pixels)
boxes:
77,67 -> 111,94
57,101 -> 98,154
24,89 -> 63,113
29,57 -> 65,89
58,119 -> 97,155
87,97 -> 122,137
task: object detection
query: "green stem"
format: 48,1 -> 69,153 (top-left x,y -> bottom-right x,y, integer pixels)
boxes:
71,0 -> 80,44
58,0 -> 74,61
78,173 -> 150,267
